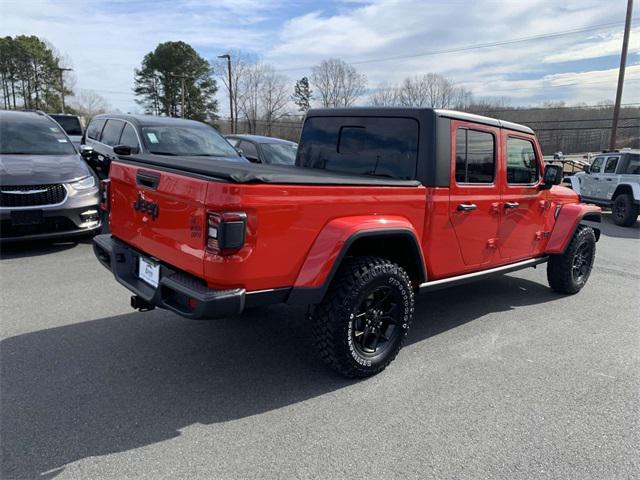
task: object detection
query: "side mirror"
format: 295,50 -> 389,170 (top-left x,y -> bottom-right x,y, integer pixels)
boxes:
234,147 -> 243,156
246,156 -> 260,163
583,164 -> 590,173
79,144 -> 93,160
540,164 -> 563,190
113,145 -> 133,156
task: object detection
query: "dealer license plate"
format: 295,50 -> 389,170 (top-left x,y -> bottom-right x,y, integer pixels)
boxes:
138,256 -> 160,288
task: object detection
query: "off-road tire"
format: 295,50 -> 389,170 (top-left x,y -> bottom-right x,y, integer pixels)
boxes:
312,256 -> 415,378
547,225 -> 596,294
612,193 -> 639,227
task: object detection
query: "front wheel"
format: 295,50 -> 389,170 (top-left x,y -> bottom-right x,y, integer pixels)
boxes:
612,193 -> 639,227
547,225 -> 596,294
312,256 -> 415,378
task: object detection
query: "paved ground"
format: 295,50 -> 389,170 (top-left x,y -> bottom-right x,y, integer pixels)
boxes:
1,214 -> 638,479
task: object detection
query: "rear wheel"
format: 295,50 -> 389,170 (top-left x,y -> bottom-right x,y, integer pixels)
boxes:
547,225 -> 596,294
312,256 -> 414,378
612,193 -> 639,227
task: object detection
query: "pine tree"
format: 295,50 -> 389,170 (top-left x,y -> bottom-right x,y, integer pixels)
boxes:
292,76 -> 312,112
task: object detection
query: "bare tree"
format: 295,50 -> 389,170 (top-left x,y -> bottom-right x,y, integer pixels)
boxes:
368,83 -> 399,106
311,58 -> 367,108
68,89 -> 110,119
214,50 -> 254,133
260,66 -> 289,135
368,73 -> 474,109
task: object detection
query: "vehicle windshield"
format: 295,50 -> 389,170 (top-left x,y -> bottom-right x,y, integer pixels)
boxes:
141,125 -> 239,157
50,115 -> 83,136
0,118 -> 77,155
261,142 -> 298,165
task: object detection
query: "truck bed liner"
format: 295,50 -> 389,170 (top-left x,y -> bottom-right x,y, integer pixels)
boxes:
116,154 -> 422,187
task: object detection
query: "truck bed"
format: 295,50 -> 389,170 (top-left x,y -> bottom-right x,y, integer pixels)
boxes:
117,154 -> 422,187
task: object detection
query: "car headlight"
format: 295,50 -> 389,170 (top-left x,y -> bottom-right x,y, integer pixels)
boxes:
70,176 -> 96,190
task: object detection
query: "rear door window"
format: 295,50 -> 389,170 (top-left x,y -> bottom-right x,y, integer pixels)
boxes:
625,154 -> 640,174
455,128 -> 495,184
297,116 -> 418,180
604,156 -> 619,174
100,120 -> 125,146
87,118 -> 106,140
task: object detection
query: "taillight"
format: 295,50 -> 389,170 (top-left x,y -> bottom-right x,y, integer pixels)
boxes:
100,179 -> 110,211
206,212 -> 247,254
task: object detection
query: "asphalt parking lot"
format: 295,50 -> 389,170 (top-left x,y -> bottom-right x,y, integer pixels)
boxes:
1,214 -> 638,479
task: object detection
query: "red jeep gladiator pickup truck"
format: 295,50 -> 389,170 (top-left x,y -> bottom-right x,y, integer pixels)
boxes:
94,108 -> 601,378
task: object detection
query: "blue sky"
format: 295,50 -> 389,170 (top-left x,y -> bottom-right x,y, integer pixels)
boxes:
2,0 -> 638,114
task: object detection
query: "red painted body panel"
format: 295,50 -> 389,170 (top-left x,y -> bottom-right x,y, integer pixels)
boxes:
201,183 -> 427,290
106,124 -> 595,297
294,215 -> 421,288
109,162 -> 208,278
545,202 -> 602,254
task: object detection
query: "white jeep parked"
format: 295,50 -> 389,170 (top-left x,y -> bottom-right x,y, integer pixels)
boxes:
567,149 -> 640,227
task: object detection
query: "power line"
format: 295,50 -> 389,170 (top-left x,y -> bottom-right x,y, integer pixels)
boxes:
276,19 -> 639,72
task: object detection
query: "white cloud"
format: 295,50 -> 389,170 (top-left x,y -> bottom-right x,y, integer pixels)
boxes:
2,0 -> 637,111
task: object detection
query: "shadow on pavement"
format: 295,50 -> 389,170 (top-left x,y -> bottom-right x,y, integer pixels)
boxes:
596,213 -> 639,240
0,214 -> 109,260
1,273 -> 561,479
0,236 -> 93,260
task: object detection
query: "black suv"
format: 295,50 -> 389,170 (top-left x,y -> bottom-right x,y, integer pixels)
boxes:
82,114 -> 245,177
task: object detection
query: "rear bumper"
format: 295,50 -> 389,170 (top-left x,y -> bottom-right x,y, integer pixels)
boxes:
93,234 -> 246,319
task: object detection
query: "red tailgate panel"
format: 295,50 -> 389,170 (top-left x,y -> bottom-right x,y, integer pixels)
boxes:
108,162 -> 208,278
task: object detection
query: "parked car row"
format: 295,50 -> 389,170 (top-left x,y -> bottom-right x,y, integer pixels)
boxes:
0,110 -> 298,242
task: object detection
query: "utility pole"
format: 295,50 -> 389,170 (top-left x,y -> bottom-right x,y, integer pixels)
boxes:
218,54 -> 234,133
610,0 -> 633,150
56,67 -> 73,113
170,72 -> 187,118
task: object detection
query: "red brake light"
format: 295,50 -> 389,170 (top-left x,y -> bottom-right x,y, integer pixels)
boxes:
206,212 -> 247,254
100,179 -> 111,211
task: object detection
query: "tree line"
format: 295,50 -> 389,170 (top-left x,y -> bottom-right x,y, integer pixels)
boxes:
0,35 -> 71,112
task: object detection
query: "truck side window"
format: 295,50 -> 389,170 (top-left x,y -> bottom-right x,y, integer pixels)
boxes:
87,118 -> 106,141
590,157 -> 604,173
455,128 -> 495,184
297,117 -> 418,180
604,156 -> 619,174
625,154 -> 640,174
506,137 -> 539,184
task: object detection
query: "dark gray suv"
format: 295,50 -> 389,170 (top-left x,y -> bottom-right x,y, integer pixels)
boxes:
0,110 -> 102,241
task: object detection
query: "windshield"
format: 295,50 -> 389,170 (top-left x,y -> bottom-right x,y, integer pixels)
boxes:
141,125 -> 239,157
0,118 -> 77,155
50,115 -> 83,136
261,142 -> 298,165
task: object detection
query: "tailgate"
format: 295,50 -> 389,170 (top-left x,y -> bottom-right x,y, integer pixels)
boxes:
108,161 -> 209,278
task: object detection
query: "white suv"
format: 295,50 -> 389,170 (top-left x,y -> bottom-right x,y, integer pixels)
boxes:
568,149 -> 640,226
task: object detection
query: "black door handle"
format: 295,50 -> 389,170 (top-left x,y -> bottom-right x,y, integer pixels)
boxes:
136,170 -> 161,189
457,203 -> 477,212
504,202 -> 519,209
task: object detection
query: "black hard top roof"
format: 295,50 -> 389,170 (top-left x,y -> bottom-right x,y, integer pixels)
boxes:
306,107 -> 534,135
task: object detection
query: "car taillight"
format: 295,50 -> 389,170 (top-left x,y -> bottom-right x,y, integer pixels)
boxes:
207,211 -> 247,254
100,179 -> 110,211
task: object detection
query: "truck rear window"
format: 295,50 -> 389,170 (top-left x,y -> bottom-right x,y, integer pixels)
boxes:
296,117 -> 418,180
